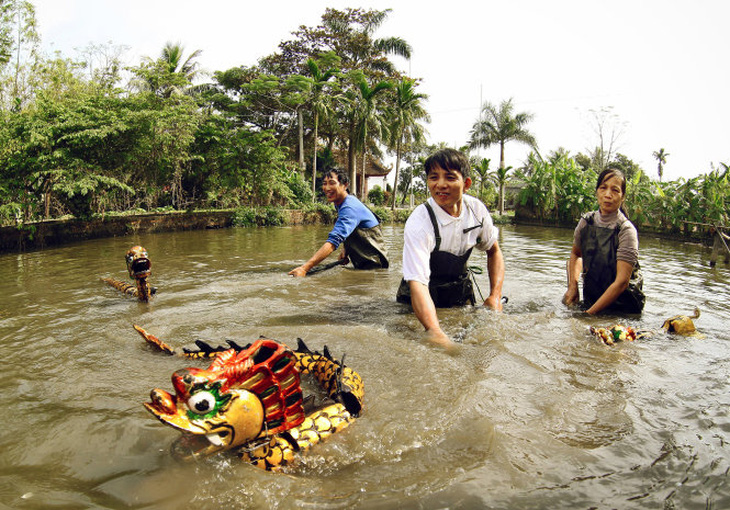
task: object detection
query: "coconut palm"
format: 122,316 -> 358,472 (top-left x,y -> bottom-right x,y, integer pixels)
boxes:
387,77 -> 429,211
134,42 -> 203,98
653,148 -> 669,182
469,98 -> 537,176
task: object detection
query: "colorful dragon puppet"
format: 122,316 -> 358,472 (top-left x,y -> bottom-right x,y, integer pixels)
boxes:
134,326 -> 364,470
590,307 -> 702,345
101,246 -> 155,302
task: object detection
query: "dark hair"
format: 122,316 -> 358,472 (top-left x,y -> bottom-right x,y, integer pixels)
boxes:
323,168 -> 349,187
424,148 -> 471,179
595,168 -> 626,195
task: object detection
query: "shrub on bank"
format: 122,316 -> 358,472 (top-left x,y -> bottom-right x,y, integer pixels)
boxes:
232,206 -> 287,227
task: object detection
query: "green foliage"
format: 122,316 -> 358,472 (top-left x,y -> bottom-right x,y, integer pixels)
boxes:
298,201 -> 336,224
232,206 -> 286,227
368,185 -> 386,206
516,152 -> 594,224
52,171 -> 133,220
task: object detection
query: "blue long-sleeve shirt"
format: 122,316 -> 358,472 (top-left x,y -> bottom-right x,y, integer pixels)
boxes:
326,195 -> 379,249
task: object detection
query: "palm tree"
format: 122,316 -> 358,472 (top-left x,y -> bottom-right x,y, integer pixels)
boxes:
387,77 -> 429,211
469,98 -> 537,177
653,148 -> 669,182
472,157 -> 491,203
353,74 -> 392,198
136,42 -> 203,97
305,56 -> 339,196
489,165 -> 513,215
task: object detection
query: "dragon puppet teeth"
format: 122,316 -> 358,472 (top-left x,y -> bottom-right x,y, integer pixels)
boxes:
206,433 -> 225,446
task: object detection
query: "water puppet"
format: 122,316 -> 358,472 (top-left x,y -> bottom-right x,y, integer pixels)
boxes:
134,326 -> 364,470
590,307 -> 702,345
101,246 -> 156,302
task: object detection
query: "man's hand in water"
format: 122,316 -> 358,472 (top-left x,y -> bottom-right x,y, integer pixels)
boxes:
426,328 -> 461,355
288,266 -> 308,277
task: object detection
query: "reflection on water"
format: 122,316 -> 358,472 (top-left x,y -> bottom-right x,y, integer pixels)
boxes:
1,224 -> 729,509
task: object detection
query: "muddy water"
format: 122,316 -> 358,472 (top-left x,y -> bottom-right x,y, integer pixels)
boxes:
1,224 -> 728,509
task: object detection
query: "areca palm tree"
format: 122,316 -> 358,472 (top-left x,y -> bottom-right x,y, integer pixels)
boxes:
489,165 -> 513,215
387,77 -> 429,210
305,56 -> 339,196
653,148 -> 669,182
469,98 -> 537,177
472,157 -> 491,203
353,74 -> 392,198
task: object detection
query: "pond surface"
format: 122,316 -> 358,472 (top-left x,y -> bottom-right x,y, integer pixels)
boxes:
1,224 -> 729,509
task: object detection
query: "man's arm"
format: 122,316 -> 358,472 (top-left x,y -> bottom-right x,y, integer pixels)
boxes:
483,241 -> 505,311
288,241 -> 336,277
408,280 -> 454,349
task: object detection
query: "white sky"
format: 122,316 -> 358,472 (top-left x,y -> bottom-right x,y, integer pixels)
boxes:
32,0 -> 730,182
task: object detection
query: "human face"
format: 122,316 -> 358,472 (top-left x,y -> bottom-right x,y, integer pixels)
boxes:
322,173 -> 348,205
427,165 -> 471,216
596,175 -> 625,215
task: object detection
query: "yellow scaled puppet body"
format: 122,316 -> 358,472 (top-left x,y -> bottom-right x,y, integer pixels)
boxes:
135,326 -> 363,470
101,246 -> 156,302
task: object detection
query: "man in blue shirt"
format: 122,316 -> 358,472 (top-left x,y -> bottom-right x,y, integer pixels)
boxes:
289,168 -> 389,276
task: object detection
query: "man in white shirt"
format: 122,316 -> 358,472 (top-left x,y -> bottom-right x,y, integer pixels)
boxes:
397,148 -> 505,350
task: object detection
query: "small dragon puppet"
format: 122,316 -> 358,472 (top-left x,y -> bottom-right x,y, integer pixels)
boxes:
134,326 -> 364,470
101,246 -> 156,302
590,307 -> 702,345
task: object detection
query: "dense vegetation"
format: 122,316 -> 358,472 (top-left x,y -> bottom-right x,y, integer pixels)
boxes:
0,3 -> 727,240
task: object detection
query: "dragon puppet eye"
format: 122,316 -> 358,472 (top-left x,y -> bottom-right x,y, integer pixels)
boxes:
187,391 -> 217,415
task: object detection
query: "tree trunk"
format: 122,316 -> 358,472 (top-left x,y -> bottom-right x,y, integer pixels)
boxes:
311,111 -> 318,198
391,138 -> 401,212
360,124 -> 368,199
347,123 -> 357,193
298,109 -> 305,174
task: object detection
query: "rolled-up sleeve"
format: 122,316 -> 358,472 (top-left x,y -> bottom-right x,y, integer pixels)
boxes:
326,203 -> 358,249
402,211 -> 434,285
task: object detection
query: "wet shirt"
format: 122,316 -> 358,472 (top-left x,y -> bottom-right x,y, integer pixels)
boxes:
402,195 -> 498,286
573,209 -> 639,266
326,195 -> 380,249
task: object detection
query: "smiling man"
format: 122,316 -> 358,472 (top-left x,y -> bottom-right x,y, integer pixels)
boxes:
289,168 -> 389,277
396,148 -> 505,349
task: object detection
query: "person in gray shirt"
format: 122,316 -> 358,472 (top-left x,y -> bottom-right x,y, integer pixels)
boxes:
562,168 -> 645,314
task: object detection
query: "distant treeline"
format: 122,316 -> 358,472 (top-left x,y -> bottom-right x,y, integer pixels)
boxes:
0,4 -> 726,240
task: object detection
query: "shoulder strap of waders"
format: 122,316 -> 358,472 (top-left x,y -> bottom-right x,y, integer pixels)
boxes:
424,203 -> 441,252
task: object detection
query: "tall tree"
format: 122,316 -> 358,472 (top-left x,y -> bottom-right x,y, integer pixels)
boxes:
352,73 -> 392,198
0,0 -> 39,110
260,8 -> 411,178
387,77 -> 429,210
305,55 -> 339,196
653,148 -> 669,182
472,157 -> 491,204
469,98 -> 537,177
489,165 -> 513,215
586,106 -> 624,173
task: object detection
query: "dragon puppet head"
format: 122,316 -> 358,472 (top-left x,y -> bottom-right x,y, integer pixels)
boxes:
126,246 -> 151,280
144,339 -> 306,460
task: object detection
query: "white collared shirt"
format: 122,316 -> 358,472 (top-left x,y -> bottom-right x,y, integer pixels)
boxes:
402,195 -> 498,285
